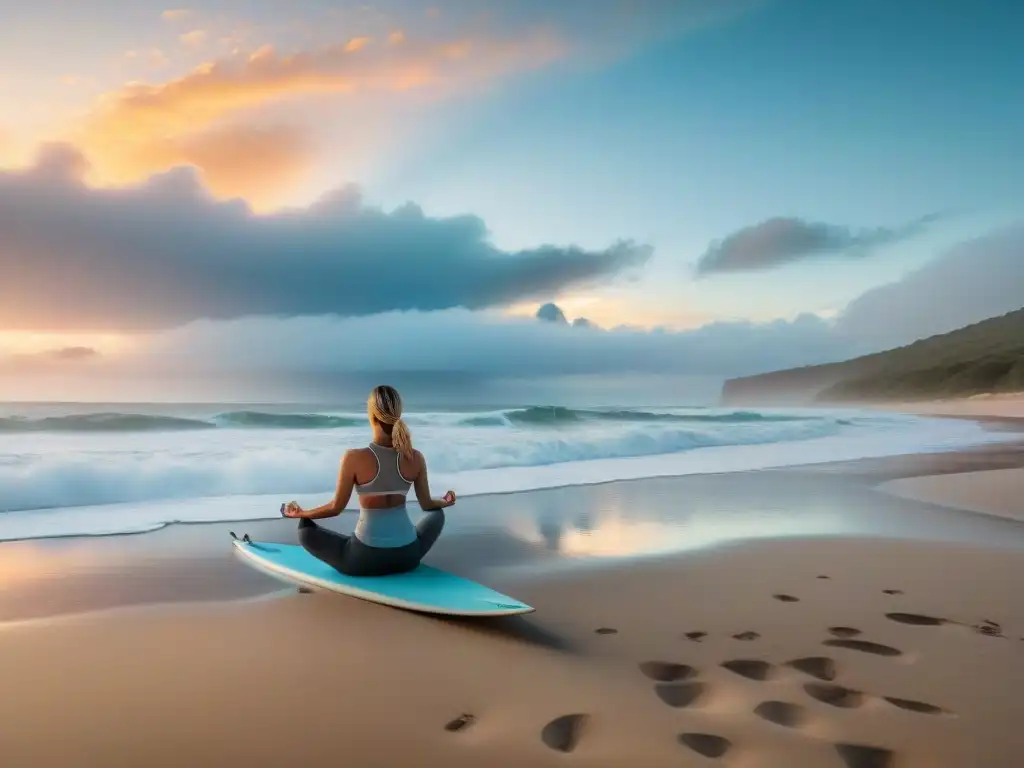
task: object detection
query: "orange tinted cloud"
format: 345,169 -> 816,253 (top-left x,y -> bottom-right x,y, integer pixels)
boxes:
88,31 -> 562,134
161,9 -> 191,21
0,127 -> 34,169
344,36 -> 370,52
127,123 -> 317,210
70,29 -> 565,207
180,29 -> 207,48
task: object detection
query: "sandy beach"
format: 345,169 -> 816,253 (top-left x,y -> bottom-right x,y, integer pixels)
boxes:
2,426 -> 1024,767
870,392 -> 1024,420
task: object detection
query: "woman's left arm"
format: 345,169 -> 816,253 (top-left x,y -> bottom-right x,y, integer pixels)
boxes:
284,451 -> 357,519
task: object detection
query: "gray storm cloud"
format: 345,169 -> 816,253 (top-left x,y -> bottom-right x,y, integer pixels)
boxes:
100,309 -> 848,380
695,213 -> 943,276
3,220 -> 1018,397
0,145 -> 650,331
535,303 -> 569,323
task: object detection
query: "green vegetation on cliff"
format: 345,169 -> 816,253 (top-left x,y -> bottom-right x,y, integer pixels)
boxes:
721,308 -> 1024,404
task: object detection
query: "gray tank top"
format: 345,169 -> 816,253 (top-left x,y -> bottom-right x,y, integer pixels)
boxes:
353,443 -> 416,548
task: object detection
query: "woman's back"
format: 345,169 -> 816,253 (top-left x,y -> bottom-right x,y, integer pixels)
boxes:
353,442 -> 417,509
353,443 -> 417,548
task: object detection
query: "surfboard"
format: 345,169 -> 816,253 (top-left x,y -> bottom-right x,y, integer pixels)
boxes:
231,537 -> 534,617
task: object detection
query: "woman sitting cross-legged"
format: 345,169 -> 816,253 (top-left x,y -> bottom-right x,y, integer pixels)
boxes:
281,385 -> 456,577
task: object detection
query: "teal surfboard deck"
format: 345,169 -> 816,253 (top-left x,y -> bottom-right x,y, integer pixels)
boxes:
232,539 -> 534,617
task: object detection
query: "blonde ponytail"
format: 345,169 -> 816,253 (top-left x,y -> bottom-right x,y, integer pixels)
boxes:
390,418 -> 413,457
367,384 -> 413,457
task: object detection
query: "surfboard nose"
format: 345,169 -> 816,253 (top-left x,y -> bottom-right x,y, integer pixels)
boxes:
482,600 -> 534,613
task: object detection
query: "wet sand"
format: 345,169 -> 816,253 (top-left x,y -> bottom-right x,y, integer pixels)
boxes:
879,467 -> 1024,523
2,442 -> 1024,767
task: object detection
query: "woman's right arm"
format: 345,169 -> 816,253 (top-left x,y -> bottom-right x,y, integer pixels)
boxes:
413,451 -> 456,511
283,450 -> 357,518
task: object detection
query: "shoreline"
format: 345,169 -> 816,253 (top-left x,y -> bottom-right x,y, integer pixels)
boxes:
3,436 -> 1024,622
1,407 -> 1017,544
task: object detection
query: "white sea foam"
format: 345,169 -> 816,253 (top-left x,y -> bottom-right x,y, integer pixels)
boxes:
0,405 -> 1013,541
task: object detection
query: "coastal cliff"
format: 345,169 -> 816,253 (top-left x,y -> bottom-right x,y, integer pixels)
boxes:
721,308 -> 1024,405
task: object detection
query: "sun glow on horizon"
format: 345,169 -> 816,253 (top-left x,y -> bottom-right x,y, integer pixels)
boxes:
503,293 -> 708,331
0,331 -> 134,357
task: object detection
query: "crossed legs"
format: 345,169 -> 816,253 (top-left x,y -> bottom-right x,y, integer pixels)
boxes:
297,508 -> 445,576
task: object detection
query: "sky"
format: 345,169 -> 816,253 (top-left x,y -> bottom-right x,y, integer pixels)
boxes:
0,0 -> 1022,401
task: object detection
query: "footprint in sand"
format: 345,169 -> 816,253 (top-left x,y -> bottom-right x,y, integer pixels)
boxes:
638,661 -> 697,682
444,713 -> 476,733
721,659 -> 774,681
654,682 -> 706,709
594,627 -> 618,635
834,743 -> 895,768
974,619 -> 1004,638
786,656 -> 837,682
882,589 -> 903,596
541,714 -> 589,753
773,593 -> 800,602
754,700 -> 806,728
732,631 -> 760,641
883,696 -> 949,716
678,732 -> 731,759
885,612 -> 945,626
684,631 -> 708,642
817,574 -> 831,580
824,639 -> 902,657
804,682 -> 864,709
828,626 -> 862,638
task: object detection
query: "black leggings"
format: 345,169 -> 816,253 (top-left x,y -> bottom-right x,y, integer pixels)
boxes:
297,509 -> 445,577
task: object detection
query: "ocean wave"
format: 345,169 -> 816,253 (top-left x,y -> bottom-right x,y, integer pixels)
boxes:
0,405 -> 817,433
496,405 -> 813,426
212,411 -> 363,429
0,417 -> 846,511
0,414 -> 1013,541
0,413 -> 215,433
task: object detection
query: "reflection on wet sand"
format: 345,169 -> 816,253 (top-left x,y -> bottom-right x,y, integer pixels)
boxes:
3,457 -> 1024,622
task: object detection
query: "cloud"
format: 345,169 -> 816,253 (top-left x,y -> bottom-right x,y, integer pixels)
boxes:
113,123 -> 317,209
0,145 -> 650,332
344,36 -> 371,53
695,214 -> 943,276
179,29 -> 207,49
0,346 -> 100,373
161,9 -> 191,21
90,33 -> 559,134
536,302 -> 568,324
835,222 -> 1024,347
69,29 -> 564,206
85,309 -> 848,384
48,346 -> 100,361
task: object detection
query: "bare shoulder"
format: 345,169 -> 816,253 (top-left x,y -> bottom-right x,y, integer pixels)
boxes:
404,449 -> 426,479
342,447 -> 372,469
